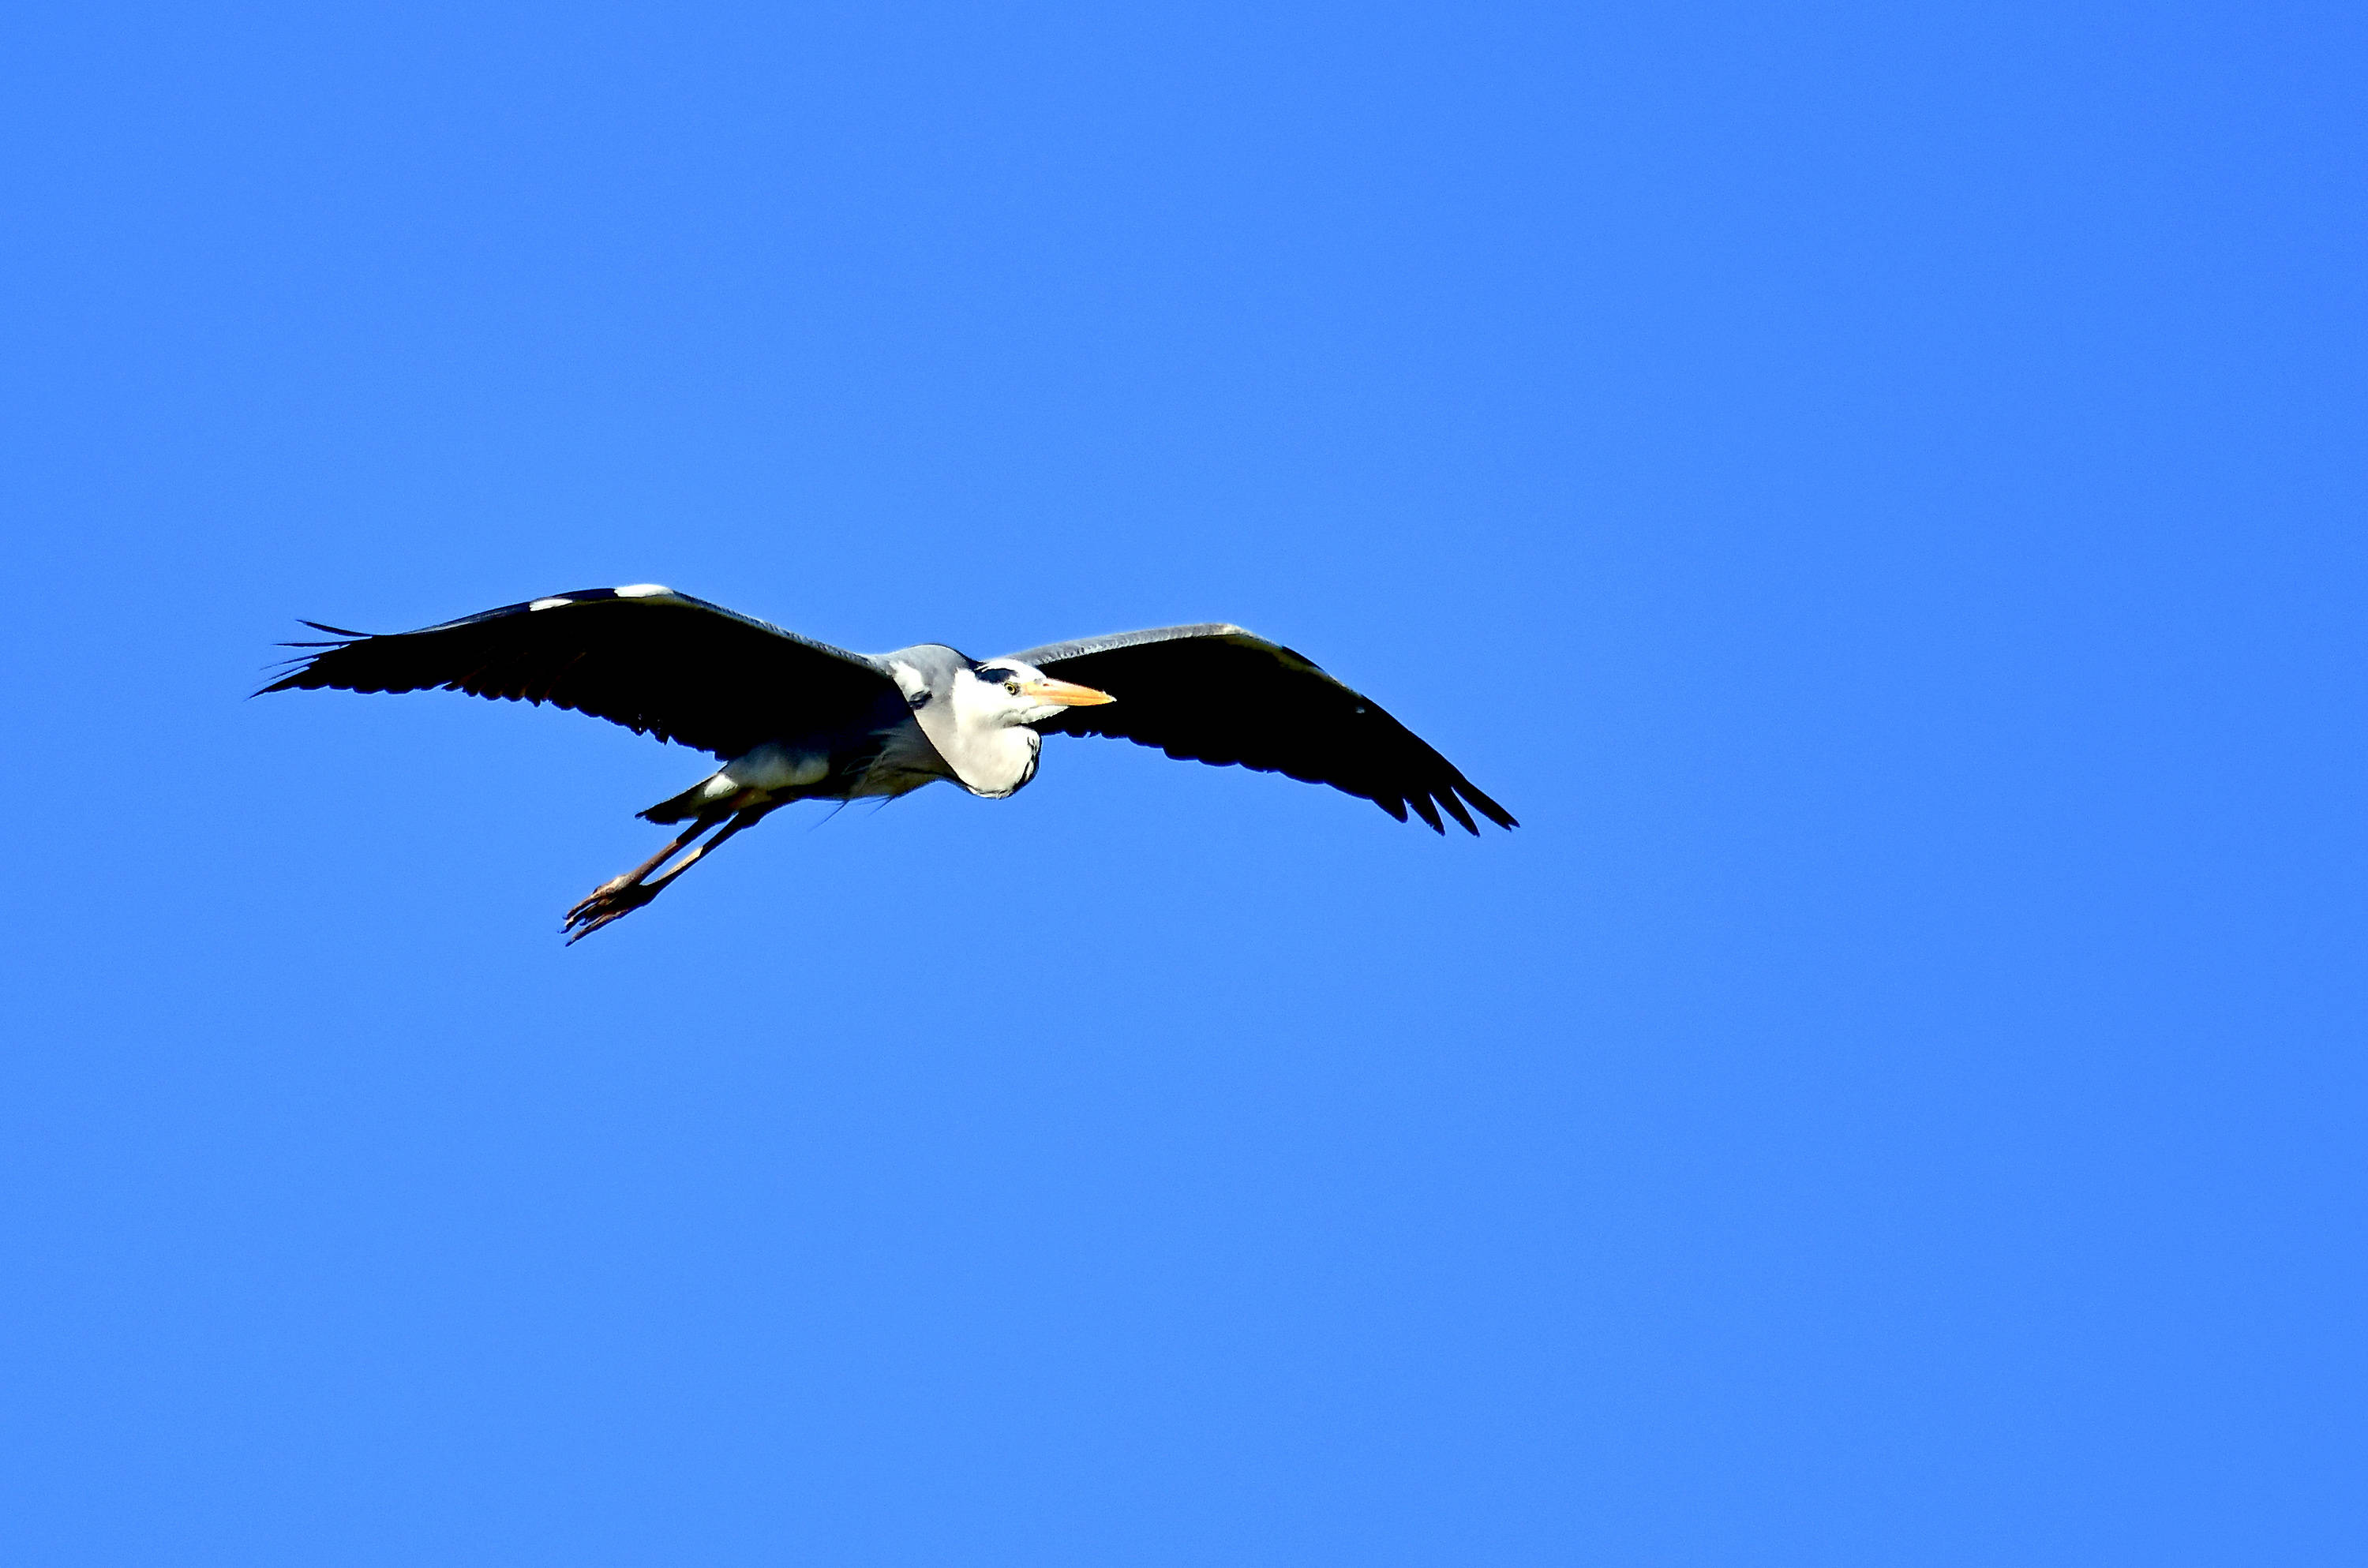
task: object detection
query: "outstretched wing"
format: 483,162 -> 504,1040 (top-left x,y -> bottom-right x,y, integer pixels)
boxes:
1003,624 -> 1516,834
260,585 -> 898,760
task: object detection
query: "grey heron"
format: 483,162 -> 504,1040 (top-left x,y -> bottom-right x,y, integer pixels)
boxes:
263,585 -> 1517,941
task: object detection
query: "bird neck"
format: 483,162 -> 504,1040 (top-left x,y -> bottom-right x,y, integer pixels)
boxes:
912,705 -> 1042,798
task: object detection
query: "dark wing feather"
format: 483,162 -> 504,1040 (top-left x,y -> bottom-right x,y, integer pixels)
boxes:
260,587 -> 897,760
1004,624 -> 1516,834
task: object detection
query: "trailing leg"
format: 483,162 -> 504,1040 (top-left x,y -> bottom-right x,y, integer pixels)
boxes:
565,811 -> 727,921
561,806 -> 774,943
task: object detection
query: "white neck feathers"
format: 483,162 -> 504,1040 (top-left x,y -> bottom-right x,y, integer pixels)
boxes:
912,673 -> 1043,797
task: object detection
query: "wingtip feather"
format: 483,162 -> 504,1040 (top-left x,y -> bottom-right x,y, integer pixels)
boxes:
1437,790 -> 1479,835
1456,779 -> 1519,831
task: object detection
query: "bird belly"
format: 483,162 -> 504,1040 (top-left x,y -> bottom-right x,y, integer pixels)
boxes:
719,741 -> 831,792
639,740 -> 835,822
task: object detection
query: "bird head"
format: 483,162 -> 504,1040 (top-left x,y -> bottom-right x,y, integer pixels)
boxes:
957,660 -> 1115,727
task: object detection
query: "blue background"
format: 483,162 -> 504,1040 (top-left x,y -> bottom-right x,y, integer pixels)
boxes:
3,2 -> 2362,1562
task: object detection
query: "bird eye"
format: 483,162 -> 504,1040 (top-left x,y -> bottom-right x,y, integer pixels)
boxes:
1005,680 -> 1021,695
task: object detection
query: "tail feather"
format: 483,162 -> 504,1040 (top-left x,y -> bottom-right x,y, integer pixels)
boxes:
641,777 -> 727,823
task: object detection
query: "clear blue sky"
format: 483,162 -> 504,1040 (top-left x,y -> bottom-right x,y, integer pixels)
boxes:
2,1 -> 2362,1562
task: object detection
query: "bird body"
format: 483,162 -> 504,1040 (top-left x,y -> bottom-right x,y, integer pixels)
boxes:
638,645 -> 1097,821
263,586 -> 1514,941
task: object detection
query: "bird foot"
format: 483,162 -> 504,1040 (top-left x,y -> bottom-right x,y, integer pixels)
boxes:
564,874 -> 638,922
562,878 -> 659,943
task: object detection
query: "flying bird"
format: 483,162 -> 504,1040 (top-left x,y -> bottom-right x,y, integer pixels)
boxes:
263,585 -> 1516,941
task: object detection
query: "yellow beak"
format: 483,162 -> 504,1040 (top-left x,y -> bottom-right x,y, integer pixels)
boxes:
1019,676 -> 1116,706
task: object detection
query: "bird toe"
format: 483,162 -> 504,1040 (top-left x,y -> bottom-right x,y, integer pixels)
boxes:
561,881 -> 661,941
